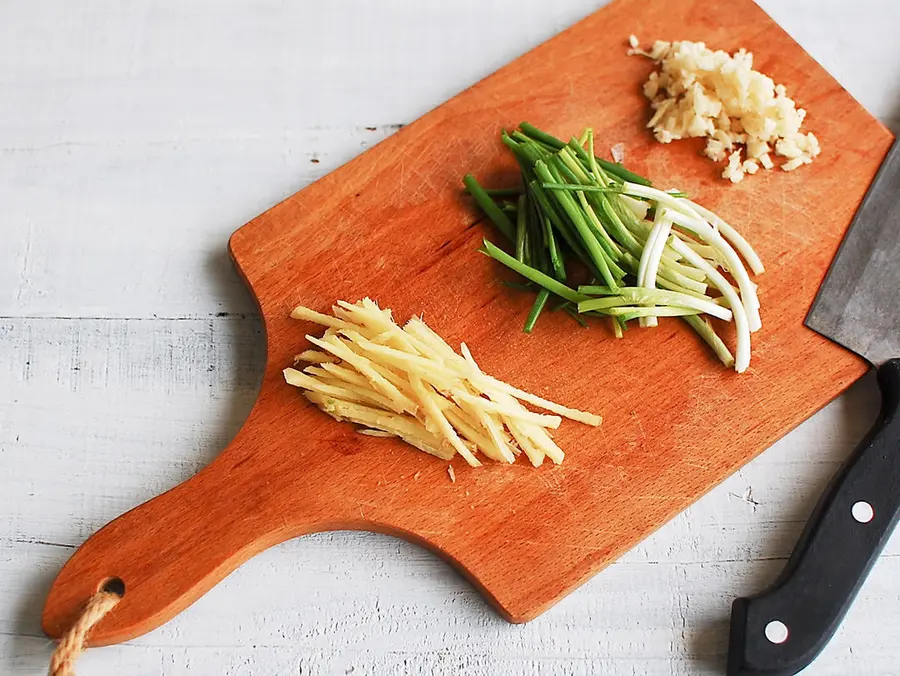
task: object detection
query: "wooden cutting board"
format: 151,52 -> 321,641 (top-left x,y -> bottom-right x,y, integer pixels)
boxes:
43,0 -> 893,646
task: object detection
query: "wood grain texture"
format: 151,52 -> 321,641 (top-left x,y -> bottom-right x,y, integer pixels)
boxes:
39,0 -> 894,647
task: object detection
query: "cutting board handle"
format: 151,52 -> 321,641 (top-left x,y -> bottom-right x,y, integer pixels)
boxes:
727,358 -> 900,676
40,424 -> 336,647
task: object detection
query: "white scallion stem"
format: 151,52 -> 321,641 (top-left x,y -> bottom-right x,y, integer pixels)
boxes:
671,238 -> 751,373
666,210 -> 762,333
644,218 -> 673,322
685,199 -> 765,275
622,182 -> 707,222
637,208 -> 671,327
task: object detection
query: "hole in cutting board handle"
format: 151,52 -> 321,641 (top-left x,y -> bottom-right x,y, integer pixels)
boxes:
98,577 -> 126,597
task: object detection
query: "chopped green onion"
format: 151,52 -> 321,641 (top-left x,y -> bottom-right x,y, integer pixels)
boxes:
587,130 -> 603,186
463,123 -> 762,370
557,147 -> 594,185
542,212 -> 566,281
518,122 -> 566,150
577,192 -> 623,260
463,174 -> 515,241
515,194 -> 527,262
528,181 -> 590,265
534,161 -> 619,290
684,315 -> 735,368
563,306 -> 590,328
481,239 -> 588,304
599,306 -> 701,318
463,181 -> 523,198
576,296 -> 629,312
484,187 -> 523,197
524,289 -> 551,333
578,286 -> 732,321
596,159 -> 653,186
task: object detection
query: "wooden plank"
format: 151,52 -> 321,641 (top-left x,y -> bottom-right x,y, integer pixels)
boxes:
38,0 -> 896,648
3,1 -> 899,323
1,317 -> 896,674
0,128 -> 399,318
0,0 -> 599,144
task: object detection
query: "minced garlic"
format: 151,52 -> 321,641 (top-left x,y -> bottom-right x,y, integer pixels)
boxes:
629,38 -> 821,183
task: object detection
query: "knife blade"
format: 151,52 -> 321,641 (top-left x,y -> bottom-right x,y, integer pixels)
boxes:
727,140 -> 900,676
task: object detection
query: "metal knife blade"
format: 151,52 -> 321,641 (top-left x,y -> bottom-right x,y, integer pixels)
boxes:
806,140 -> 900,366
728,140 -> 900,676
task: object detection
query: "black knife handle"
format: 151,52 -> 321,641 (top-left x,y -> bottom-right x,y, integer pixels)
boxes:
727,357 -> 900,676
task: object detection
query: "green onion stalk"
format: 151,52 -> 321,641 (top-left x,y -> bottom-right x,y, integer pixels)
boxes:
463,123 -> 765,373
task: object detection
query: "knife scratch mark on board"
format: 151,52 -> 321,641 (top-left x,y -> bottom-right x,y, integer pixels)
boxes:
633,494 -> 681,501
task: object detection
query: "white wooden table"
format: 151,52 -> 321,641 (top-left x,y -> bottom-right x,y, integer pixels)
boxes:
2,2 -> 898,674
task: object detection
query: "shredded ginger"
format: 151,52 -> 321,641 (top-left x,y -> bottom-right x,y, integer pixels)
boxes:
629,38 -> 821,182
284,299 -> 601,468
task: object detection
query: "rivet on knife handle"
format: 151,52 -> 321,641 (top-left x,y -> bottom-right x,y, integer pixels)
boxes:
727,358 -> 900,676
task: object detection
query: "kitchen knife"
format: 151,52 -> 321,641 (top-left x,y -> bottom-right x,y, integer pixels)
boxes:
727,140 -> 900,676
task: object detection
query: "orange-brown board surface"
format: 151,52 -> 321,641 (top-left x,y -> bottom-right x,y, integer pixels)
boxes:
44,0 -> 893,647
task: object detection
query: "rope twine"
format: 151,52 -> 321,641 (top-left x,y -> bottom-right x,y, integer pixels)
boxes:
48,591 -> 120,676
